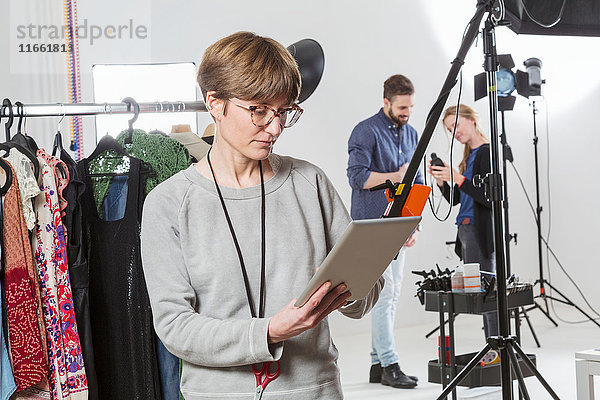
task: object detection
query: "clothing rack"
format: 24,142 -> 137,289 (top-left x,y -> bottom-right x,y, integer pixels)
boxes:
0,100 -> 207,118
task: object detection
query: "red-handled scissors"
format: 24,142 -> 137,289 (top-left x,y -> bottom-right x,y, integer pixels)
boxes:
252,360 -> 280,400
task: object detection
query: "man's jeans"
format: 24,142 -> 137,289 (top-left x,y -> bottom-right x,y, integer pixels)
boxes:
370,248 -> 406,367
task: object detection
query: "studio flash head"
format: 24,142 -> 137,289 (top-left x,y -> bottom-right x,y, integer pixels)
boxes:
523,57 -> 543,92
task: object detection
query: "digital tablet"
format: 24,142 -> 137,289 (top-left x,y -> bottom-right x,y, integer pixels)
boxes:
294,216 -> 422,307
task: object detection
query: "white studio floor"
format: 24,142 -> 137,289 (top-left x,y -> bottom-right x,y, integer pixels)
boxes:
333,302 -> 600,399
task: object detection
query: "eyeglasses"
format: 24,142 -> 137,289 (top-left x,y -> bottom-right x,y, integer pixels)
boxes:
229,100 -> 303,129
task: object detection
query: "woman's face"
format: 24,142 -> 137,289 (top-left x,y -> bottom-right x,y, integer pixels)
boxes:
443,114 -> 477,145
215,97 -> 288,161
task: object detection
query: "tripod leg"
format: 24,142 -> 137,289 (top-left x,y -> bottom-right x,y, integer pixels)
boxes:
544,281 -> 600,329
512,310 -> 520,399
506,343 -> 531,400
519,307 -> 541,348
425,314 -> 458,339
526,301 -> 558,327
510,341 -> 560,399
436,344 -> 492,400
426,324 -> 442,339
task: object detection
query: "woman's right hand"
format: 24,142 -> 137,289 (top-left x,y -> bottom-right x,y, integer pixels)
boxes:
267,281 -> 351,344
428,161 -> 445,187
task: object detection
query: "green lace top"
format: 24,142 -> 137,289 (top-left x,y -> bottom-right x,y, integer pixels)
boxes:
88,129 -> 191,216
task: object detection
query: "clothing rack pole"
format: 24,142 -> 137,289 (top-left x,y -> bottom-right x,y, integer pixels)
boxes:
0,100 -> 208,118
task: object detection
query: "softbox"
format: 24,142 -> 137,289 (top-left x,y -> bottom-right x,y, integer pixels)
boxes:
504,0 -> 600,37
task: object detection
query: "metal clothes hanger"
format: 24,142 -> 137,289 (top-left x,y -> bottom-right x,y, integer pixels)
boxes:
52,103 -> 66,157
122,97 -> 140,144
0,156 -> 12,195
3,98 -> 13,142
0,99 -> 40,180
12,101 -> 39,153
87,99 -> 135,177
0,107 -> 13,195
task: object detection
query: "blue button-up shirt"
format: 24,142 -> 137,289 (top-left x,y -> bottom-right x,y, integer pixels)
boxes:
347,108 -> 423,220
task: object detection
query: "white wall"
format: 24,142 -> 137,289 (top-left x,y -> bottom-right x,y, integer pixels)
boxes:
2,0 -> 600,336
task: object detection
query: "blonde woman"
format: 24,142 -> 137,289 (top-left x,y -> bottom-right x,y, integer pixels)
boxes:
428,104 -> 497,338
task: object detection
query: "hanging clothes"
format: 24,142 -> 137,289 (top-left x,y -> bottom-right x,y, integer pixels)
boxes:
86,129 -> 189,399
0,300 -> 17,400
31,153 -> 88,399
79,155 -> 161,400
0,199 -> 17,400
4,150 -> 53,400
117,128 -> 189,400
1,162 -> 48,391
2,149 -> 50,369
58,149 -> 98,400
4,149 -> 40,230
38,150 -> 69,217
88,129 -> 190,217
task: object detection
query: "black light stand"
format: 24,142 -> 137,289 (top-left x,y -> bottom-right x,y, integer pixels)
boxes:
523,100 -> 600,328
438,14 -> 560,399
437,16 -> 559,400
499,110 -> 515,277
500,110 -> 541,348
383,1 -> 560,398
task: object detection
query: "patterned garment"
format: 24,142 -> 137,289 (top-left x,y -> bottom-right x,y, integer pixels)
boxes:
32,156 -> 88,400
2,162 -> 48,391
5,148 -> 41,230
37,149 -> 70,218
11,386 -> 51,400
0,264 -> 17,400
3,149 -> 51,371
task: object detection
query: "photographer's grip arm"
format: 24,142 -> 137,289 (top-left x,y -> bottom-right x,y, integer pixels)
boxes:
385,2 -> 488,218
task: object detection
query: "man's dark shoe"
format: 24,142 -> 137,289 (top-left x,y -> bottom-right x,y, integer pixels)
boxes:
381,363 -> 418,388
369,363 -> 382,383
369,363 -> 418,383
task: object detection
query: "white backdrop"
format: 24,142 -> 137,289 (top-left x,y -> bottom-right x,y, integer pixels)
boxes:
1,0 -> 600,336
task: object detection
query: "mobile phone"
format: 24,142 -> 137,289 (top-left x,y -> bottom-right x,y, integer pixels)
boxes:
430,152 -> 445,168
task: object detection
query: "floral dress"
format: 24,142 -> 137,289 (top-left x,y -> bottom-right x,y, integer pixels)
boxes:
32,155 -> 88,400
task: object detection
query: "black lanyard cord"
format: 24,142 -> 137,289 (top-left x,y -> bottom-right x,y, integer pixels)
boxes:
259,159 -> 266,318
207,149 -> 266,319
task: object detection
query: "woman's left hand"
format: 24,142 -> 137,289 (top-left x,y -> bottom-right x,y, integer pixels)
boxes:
430,164 -> 465,186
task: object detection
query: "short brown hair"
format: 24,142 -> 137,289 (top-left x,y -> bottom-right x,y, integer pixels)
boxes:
383,74 -> 414,100
197,31 -> 301,105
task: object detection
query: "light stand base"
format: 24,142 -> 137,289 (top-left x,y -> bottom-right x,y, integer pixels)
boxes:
526,279 -> 600,329
436,336 -> 559,400
513,307 -> 541,348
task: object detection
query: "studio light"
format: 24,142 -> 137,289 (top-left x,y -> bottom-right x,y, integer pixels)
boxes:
287,39 -> 325,104
474,54 -> 544,111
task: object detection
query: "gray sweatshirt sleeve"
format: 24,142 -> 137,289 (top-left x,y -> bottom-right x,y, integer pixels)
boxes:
141,184 -> 282,367
314,167 -> 382,319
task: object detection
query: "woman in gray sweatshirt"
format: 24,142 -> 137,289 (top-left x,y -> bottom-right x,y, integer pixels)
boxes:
141,31 -> 382,400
